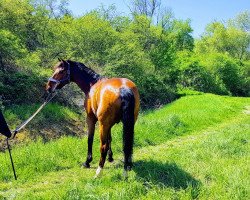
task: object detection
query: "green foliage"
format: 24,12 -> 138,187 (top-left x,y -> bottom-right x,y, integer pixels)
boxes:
0,69 -> 44,105
73,14 -> 117,66
200,53 -> 246,95
176,51 -> 249,96
137,74 -> 176,107
175,51 -> 227,94
195,12 -> 250,61
0,0 -> 249,110
241,60 -> 250,96
228,11 -> 250,32
170,19 -> 194,51
0,29 -> 26,66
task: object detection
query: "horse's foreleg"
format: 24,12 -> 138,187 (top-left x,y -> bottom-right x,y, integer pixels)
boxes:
83,116 -> 96,168
95,124 -> 110,178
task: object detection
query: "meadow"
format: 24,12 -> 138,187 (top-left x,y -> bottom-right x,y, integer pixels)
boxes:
1,1 -> 249,199
0,93 -> 249,199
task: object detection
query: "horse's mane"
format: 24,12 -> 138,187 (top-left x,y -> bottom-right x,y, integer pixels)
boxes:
68,60 -> 102,82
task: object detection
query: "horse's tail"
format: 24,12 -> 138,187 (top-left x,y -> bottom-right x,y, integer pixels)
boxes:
120,87 -> 135,171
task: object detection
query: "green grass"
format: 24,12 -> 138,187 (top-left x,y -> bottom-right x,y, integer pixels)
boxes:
0,94 -> 249,199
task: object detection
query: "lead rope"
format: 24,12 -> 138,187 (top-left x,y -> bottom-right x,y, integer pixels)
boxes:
12,101 -> 47,138
12,92 -> 57,139
6,92 -> 57,180
6,138 -> 17,180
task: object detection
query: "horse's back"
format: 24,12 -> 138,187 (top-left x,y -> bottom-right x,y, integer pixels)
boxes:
89,78 -> 139,125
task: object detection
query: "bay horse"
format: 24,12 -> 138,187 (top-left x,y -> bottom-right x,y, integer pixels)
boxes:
45,59 -> 140,178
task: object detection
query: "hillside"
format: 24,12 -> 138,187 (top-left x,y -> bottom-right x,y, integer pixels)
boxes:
0,94 -> 249,199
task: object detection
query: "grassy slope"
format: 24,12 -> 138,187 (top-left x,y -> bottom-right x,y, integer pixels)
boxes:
0,103 -> 85,146
0,94 -> 249,199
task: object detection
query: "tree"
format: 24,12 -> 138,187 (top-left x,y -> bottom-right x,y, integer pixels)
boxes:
30,0 -> 71,18
129,0 -> 161,18
170,19 -> 194,51
0,30 -> 26,68
195,12 -> 250,61
228,11 -> 250,32
129,0 -> 174,30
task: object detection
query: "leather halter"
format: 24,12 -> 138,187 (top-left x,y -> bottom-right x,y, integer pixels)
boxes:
48,61 -> 71,85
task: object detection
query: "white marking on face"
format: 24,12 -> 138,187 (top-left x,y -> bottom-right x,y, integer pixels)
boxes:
52,67 -> 63,78
55,68 -> 61,74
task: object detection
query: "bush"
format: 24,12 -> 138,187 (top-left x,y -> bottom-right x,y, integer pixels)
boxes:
201,53 -> 246,96
241,61 -> 250,96
175,51 -> 229,95
0,68 -> 44,105
0,29 -> 26,65
138,74 -> 176,108
175,51 -> 249,96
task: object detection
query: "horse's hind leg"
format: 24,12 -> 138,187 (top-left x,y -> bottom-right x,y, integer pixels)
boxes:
95,123 -> 110,178
83,115 -> 97,168
108,132 -> 114,162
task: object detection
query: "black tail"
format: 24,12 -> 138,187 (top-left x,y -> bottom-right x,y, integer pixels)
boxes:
120,88 -> 135,171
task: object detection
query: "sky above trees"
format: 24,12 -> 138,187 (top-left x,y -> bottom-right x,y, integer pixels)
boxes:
68,0 -> 250,38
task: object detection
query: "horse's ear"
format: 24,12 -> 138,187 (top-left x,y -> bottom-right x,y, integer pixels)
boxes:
58,58 -> 62,62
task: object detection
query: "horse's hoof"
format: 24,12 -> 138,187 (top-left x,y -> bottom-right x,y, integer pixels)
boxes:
108,157 -> 114,162
82,162 -> 90,168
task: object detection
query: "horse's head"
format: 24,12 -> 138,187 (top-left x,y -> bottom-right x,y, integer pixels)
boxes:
45,58 -> 71,94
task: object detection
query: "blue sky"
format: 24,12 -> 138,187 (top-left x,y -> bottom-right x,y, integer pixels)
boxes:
68,0 -> 250,38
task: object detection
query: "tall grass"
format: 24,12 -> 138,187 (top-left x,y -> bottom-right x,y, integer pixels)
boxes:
114,94 -> 250,148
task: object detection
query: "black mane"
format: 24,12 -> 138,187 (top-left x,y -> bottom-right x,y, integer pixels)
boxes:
68,60 -> 102,83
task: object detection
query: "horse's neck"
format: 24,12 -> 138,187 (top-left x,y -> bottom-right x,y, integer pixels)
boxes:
74,79 -> 91,95
72,65 -> 100,95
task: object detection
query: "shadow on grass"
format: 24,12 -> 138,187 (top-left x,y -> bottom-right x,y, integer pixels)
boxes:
134,160 -> 201,197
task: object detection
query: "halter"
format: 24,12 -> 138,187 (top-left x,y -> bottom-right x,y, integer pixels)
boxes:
48,61 -> 71,86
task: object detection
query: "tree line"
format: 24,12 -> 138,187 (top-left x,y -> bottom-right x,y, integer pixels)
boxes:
0,0 -> 249,108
